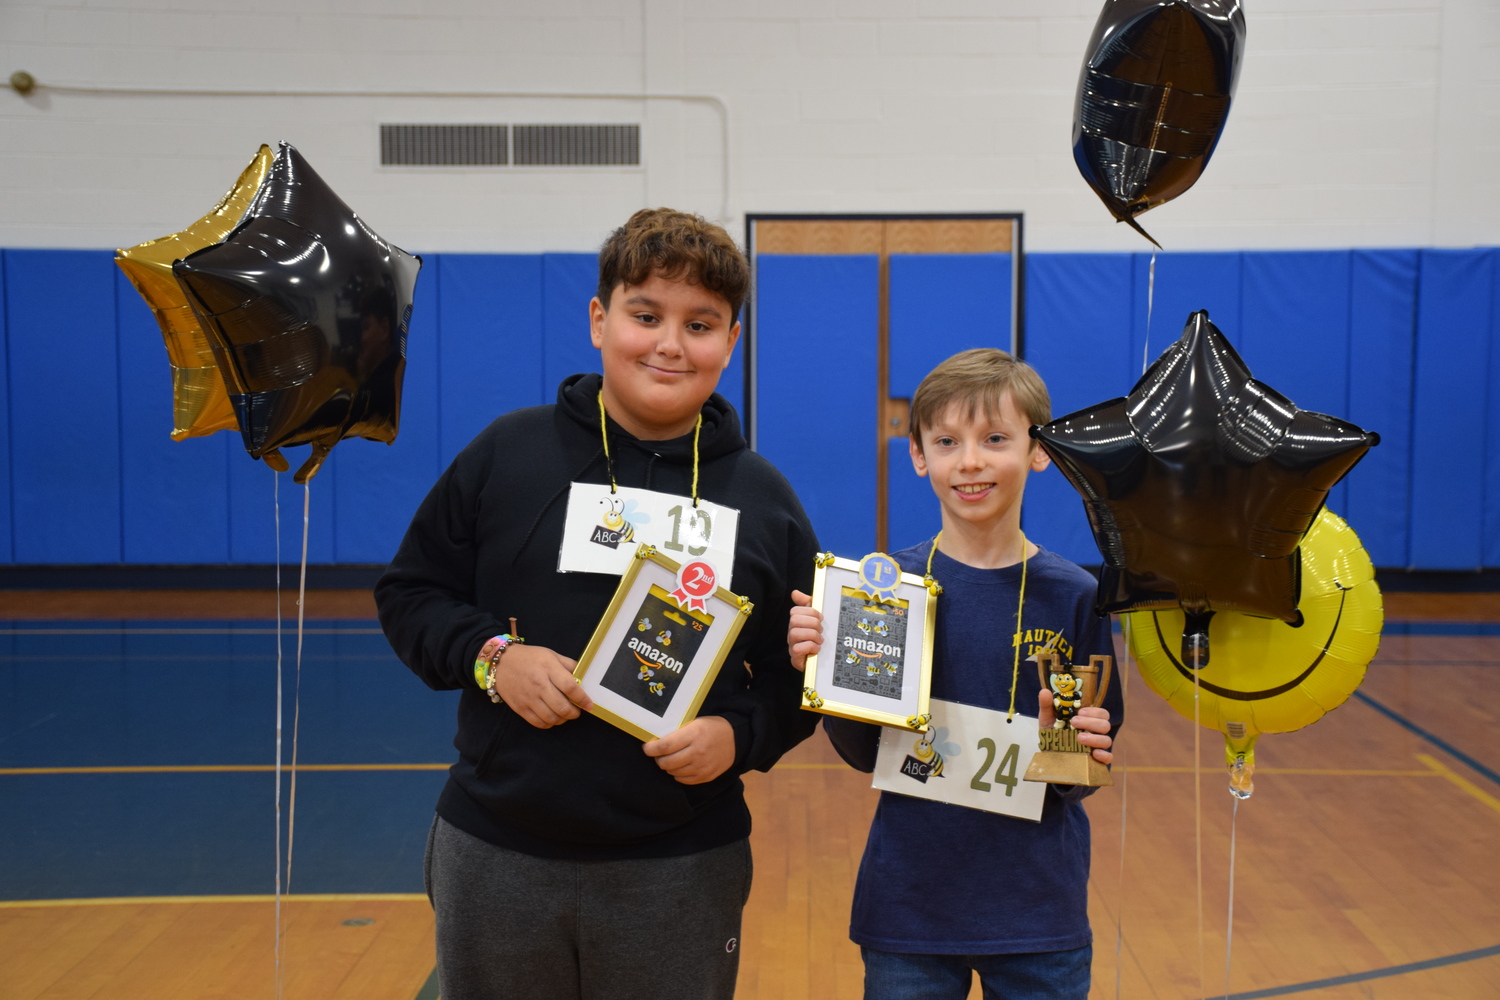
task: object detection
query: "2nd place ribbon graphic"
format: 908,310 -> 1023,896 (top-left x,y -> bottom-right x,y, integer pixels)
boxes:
670,560 -> 718,614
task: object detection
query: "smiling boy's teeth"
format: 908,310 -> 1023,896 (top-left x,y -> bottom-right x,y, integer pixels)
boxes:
955,484 -> 992,494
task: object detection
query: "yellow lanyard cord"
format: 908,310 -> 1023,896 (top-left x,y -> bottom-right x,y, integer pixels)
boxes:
691,415 -> 702,507
1008,532 -> 1029,720
925,530 -> 942,579
927,529 -> 1028,719
597,389 -> 618,493
597,387 -> 701,504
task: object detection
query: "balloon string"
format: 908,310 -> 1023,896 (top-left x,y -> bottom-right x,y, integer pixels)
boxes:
1193,649 -> 1204,996
1143,249 -> 1157,375
273,470 -> 284,1000
285,484 -> 310,900
1224,795 -> 1241,1000
1115,615 -> 1132,1000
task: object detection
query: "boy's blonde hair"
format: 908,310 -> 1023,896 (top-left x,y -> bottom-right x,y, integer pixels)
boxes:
597,208 -> 750,319
909,348 -> 1051,450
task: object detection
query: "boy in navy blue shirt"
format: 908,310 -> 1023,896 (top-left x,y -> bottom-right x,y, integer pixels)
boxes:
788,349 -> 1121,1000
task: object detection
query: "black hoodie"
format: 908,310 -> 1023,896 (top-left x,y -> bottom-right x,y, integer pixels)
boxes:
376,373 -> 820,860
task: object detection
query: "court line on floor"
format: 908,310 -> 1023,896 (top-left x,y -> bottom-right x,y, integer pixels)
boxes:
0,893 -> 429,909
770,763 -> 1439,776
1195,942 -> 1500,999
414,968 -> 439,1000
0,763 -> 450,775
1353,690 -> 1500,787
1417,753 -> 1500,815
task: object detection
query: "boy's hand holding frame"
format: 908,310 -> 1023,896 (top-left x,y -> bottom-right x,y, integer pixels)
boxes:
489,645 -> 593,729
795,551 -> 936,732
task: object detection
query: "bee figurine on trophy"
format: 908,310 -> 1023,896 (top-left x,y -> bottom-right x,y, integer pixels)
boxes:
1022,652 -> 1114,787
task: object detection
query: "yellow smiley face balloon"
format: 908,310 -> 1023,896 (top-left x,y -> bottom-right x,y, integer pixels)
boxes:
1125,509 -> 1383,798
115,145 -> 273,441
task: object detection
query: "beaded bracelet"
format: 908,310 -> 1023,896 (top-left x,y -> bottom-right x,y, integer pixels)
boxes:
473,618 -> 524,704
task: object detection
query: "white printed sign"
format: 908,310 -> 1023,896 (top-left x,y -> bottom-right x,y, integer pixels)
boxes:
558,483 -> 740,584
873,698 -> 1046,822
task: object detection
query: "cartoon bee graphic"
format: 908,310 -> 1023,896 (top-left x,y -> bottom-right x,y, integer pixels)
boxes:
874,620 -> 890,637
885,662 -> 898,676
656,629 -> 673,647
1049,669 -> 1084,726
599,495 -> 651,543
866,663 -> 880,676
856,618 -> 873,634
647,681 -> 665,696
637,616 -> 651,632
911,727 -> 961,778
844,650 -> 860,665
912,733 -> 943,777
638,663 -> 655,681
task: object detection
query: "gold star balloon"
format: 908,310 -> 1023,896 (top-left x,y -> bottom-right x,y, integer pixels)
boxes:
115,145 -> 273,440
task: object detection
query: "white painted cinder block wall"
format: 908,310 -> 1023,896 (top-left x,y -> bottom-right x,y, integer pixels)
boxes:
0,0 -> 1495,253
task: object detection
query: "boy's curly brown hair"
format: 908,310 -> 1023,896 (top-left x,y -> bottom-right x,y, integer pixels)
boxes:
597,208 -> 750,319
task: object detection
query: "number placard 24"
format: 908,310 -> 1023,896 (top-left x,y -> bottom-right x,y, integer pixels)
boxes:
873,698 -> 1045,822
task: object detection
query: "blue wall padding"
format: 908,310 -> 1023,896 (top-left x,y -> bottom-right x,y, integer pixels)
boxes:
227,444 -> 338,564
0,256 -> 12,562
887,437 -> 940,553
1409,250 -> 1493,569
1345,250 -> 1419,568
116,269 -> 233,563
6,250 -> 123,563
888,254 -> 1012,399
755,255 -> 879,557
1131,252 -> 1242,370
1487,252 -> 1500,568
1023,253 -> 1138,566
436,254 -> 545,467
885,253 -> 1012,555
332,257 -> 443,565
1240,251 -> 1354,515
542,253 -> 601,396
2,246 -> 1497,569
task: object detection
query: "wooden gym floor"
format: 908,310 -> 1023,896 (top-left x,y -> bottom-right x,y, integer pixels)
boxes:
3,591 -> 1498,999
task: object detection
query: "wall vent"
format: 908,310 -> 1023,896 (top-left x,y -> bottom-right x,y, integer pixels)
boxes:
513,124 -> 640,166
380,124 -> 509,166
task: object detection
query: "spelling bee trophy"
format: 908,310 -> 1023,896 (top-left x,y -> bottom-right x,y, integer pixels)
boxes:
1022,652 -> 1114,787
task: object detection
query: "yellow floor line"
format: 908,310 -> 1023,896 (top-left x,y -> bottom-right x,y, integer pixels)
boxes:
0,763 -> 451,775
0,893 -> 429,909
1119,766 -> 1438,776
768,764 -> 1438,776
1417,753 -> 1500,816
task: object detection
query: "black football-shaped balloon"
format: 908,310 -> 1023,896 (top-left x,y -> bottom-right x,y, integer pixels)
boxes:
1073,0 -> 1246,246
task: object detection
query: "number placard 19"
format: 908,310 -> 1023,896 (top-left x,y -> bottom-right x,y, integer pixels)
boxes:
873,698 -> 1045,822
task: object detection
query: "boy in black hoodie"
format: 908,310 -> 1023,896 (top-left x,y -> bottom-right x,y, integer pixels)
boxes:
377,209 -> 819,1000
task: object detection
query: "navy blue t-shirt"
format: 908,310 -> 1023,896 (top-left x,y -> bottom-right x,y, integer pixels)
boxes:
824,539 -> 1122,955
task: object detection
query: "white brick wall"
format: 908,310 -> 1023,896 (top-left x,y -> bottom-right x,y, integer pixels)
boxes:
0,0 -> 1496,252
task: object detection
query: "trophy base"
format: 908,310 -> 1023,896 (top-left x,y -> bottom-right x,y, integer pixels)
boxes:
1023,749 -> 1113,787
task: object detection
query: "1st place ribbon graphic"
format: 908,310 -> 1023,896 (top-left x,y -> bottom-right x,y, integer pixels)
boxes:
856,553 -> 901,605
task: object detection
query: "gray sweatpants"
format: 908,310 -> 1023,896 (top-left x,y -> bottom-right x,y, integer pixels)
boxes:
424,816 -> 752,1000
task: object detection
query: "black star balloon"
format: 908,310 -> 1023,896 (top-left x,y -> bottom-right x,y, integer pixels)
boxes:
173,142 -> 422,483
1032,311 -> 1378,665
1073,0 -> 1246,247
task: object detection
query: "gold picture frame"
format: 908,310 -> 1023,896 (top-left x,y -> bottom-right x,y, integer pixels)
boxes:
801,551 -> 938,732
573,543 -> 753,743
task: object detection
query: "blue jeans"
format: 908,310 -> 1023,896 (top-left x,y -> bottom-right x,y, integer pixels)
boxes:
861,945 -> 1092,1000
